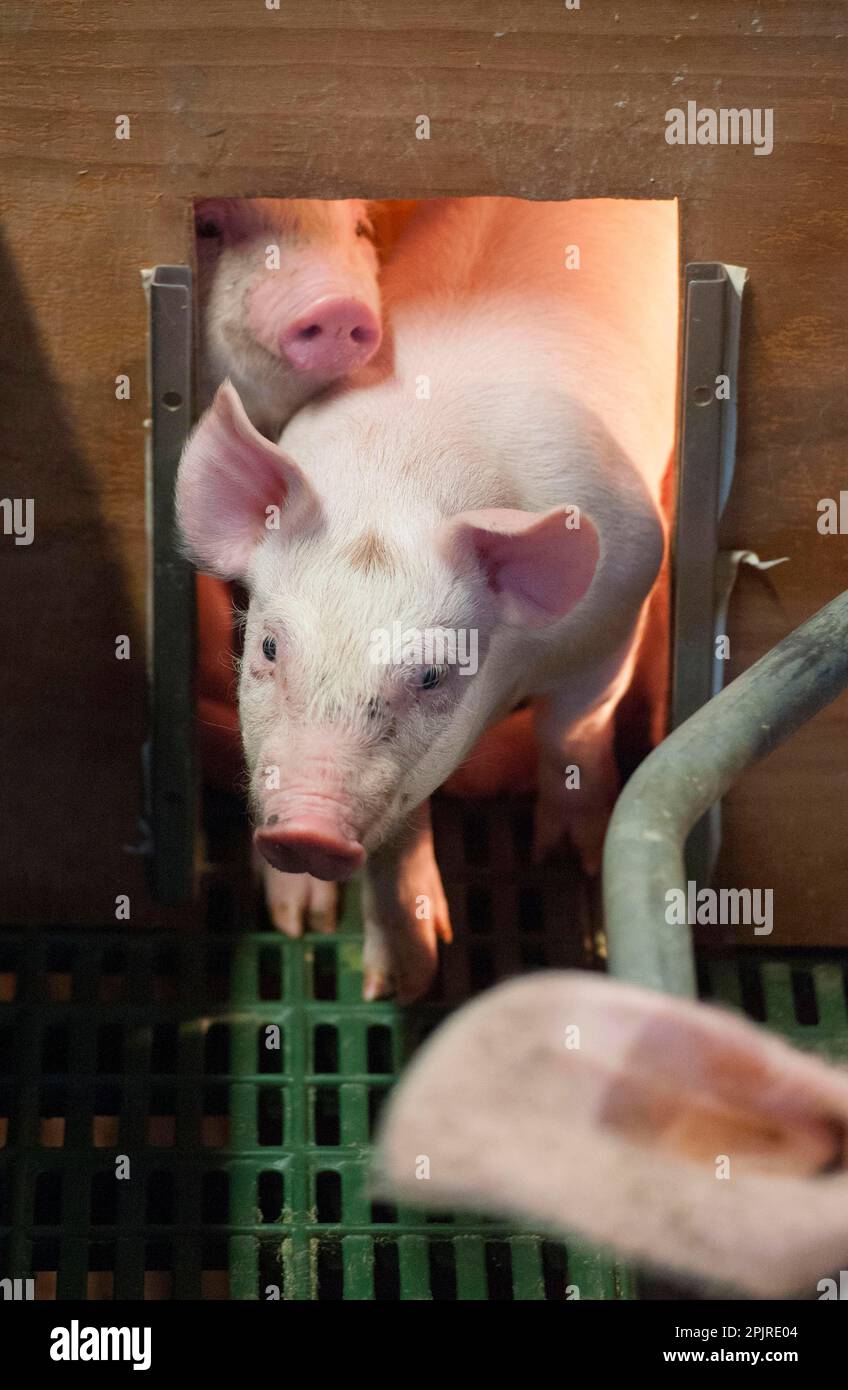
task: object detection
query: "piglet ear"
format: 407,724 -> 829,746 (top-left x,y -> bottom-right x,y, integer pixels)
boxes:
438,507 -> 599,627
176,381 -> 319,579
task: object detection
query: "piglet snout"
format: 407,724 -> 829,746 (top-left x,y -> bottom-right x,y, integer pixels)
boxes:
280,297 -> 381,375
255,809 -> 365,882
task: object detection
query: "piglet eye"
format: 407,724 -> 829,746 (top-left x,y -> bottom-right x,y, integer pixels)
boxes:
420,665 -> 446,691
355,219 -> 374,241
262,635 -> 277,662
196,216 -> 221,239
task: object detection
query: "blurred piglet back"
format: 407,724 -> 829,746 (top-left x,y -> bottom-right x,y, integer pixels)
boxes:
375,972 -> 848,1297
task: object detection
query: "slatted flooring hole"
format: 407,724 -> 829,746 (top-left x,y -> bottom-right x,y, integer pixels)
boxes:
202,1170 -> 230,1224
315,1170 -> 342,1223
313,1024 -> 339,1073
790,968 -> 819,1025
202,1083 -> 230,1148
257,1087 -> 284,1146
258,947 -> 283,1001
466,883 -> 493,934
152,949 -> 180,1003
258,1240 -> 284,1298
97,948 -> 126,1003
147,1088 -> 177,1147
201,1239 -> 229,1299
313,1087 -> 340,1145
258,1022 -> 284,1074
428,1240 -> 458,1300
146,1171 -> 176,1224
366,1024 -> 392,1073
0,945 -> 19,1002
144,1241 -> 173,1300
542,1240 -> 570,1300
462,808 -> 490,866
311,946 -> 338,1001
89,1171 -> 117,1225
373,1239 -> 400,1300
258,1170 -> 285,1224
485,1240 -> 514,1300
39,1084 -> 67,1148
204,1023 -> 231,1074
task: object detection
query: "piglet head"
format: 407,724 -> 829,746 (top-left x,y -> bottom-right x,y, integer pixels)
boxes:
177,386 -> 600,879
196,198 -> 382,433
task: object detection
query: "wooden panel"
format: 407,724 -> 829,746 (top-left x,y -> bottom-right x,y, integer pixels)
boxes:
1,1 -> 845,939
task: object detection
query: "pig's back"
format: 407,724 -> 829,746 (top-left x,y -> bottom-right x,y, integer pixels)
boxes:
382,197 -> 678,504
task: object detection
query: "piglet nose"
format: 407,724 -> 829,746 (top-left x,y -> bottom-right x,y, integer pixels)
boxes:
280,298 -> 381,374
254,818 -> 365,883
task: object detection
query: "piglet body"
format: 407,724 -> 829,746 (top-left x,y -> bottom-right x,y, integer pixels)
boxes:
195,197 -> 382,436
179,197 -> 675,1000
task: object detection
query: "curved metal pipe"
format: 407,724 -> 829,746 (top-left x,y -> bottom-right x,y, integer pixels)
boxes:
603,589 -> 848,996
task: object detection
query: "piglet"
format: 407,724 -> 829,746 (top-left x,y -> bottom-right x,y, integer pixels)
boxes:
195,197 -> 382,437
178,198 -> 673,1001
375,972 -> 848,1297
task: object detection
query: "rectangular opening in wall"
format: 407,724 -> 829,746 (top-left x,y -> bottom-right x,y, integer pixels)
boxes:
187,195 -> 680,965
141,193 -> 682,1302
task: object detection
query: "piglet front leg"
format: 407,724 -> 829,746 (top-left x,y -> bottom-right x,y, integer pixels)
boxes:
533,706 -> 620,877
254,847 -> 338,937
361,801 -> 452,1004
532,647 -> 638,876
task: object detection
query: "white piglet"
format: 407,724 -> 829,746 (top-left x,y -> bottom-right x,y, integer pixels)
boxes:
195,197 -> 382,437
179,197 -> 673,1002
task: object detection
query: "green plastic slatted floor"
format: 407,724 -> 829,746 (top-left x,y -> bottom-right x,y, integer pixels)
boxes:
1,796 -> 846,1300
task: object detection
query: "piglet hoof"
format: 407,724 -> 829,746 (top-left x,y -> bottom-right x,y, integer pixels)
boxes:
361,822 -> 452,1002
362,888 -> 450,1003
362,919 -> 440,1004
362,965 -> 395,1004
256,851 -> 338,937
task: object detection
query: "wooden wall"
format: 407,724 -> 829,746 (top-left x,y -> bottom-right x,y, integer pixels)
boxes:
1,1 -> 845,943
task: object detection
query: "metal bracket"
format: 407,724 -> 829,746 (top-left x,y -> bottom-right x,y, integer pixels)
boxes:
145,265 -> 197,904
671,262 -> 746,886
